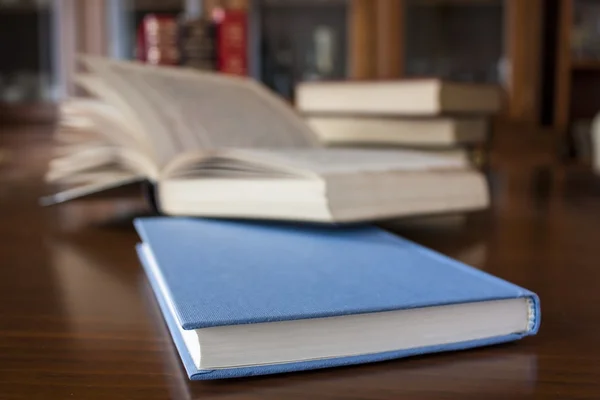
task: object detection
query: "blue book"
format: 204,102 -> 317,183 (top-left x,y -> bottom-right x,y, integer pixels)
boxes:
135,218 -> 540,380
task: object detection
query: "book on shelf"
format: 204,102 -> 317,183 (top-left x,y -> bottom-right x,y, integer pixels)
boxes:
136,15 -> 180,66
214,9 -> 248,76
296,79 -> 502,116
43,57 -> 489,223
135,217 -> 540,380
178,16 -> 217,71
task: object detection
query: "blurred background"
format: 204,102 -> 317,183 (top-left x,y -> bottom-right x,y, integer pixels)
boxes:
1,0 -> 600,165
2,4 -> 600,396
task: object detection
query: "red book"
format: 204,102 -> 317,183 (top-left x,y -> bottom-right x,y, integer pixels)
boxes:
214,9 -> 247,76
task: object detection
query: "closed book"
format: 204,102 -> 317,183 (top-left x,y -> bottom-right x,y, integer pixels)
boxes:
135,217 -> 540,380
296,79 -> 502,116
306,115 -> 489,147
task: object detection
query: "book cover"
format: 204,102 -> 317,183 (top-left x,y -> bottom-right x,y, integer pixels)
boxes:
135,218 -> 540,380
214,9 -> 248,76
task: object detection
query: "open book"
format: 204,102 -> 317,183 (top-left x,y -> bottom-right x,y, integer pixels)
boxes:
45,57 -> 489,223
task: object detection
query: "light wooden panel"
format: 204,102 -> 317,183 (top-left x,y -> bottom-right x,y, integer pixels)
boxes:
348,0 -> 377,79
375,0 -> 403,79
55,0 -> 108,98
227,0 -> 249,9
56,0 -> 77,97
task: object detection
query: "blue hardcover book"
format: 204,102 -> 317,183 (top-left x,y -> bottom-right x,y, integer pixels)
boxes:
135,217 -> 540,380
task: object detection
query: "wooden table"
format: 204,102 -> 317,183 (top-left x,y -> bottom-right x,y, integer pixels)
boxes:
2,125 -> 600,399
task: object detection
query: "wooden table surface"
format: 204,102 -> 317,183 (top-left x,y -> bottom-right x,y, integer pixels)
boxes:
2,126 -> 600,399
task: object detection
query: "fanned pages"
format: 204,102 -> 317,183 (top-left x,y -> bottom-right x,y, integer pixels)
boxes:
44,56 -> 490,222
79,56 -> 318,158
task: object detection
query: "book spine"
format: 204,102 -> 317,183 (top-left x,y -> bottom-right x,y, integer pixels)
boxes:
215,10 -> 248,76
136,14 -> 180,66
178,17 -> 218,71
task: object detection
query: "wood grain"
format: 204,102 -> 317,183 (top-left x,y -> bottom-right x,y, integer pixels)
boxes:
348,0 -> 377,79
505,0 -> 543,123
375,0 -> 404,79
555,0 -> 573,129
2,125 -> 600,398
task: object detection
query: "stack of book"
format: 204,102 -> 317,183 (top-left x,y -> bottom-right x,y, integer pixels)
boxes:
296,79 -> 501,165
44,57 -> 489,222
44,58 -> 540,380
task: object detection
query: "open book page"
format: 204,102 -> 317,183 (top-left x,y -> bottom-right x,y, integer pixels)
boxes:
220,148 -> 471,175
53,123 -> 106,150
48,147 -> 120,181
75,74 -> 156,159
57,100 -> 159,178
92,66 -> 208,152
80,57 -> 319,153
48,145 -> 159,183
43,142 -> 150,205
61,99 -> 145,151
48,169 -> 141,186
79,57 -> 186,166
162,148 -> 472,180
160,151 -> 305,180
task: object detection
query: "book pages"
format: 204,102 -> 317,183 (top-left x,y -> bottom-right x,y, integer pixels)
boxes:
222,148 -> 471,175
80,57 -> 319,165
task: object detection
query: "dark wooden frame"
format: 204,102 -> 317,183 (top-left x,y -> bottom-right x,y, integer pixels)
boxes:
350,0 -> 544,124
554,0 -> 572,129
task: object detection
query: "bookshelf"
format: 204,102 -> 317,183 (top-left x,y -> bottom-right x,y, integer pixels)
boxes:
403,0 -> 504,83
6,0 -> 543,125
369,0 -> 543,123
555,0 -> 600,129
251,0 -> 349,99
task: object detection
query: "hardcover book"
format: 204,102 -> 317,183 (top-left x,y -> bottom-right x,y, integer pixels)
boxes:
215,9 -> 247,76
135,217 -> 540,380
296,79 -> 502,116
306,115 -> 489,147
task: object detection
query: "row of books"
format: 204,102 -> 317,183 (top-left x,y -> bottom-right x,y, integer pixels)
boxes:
44,58 -> 539,380
136,9 -> 247,75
